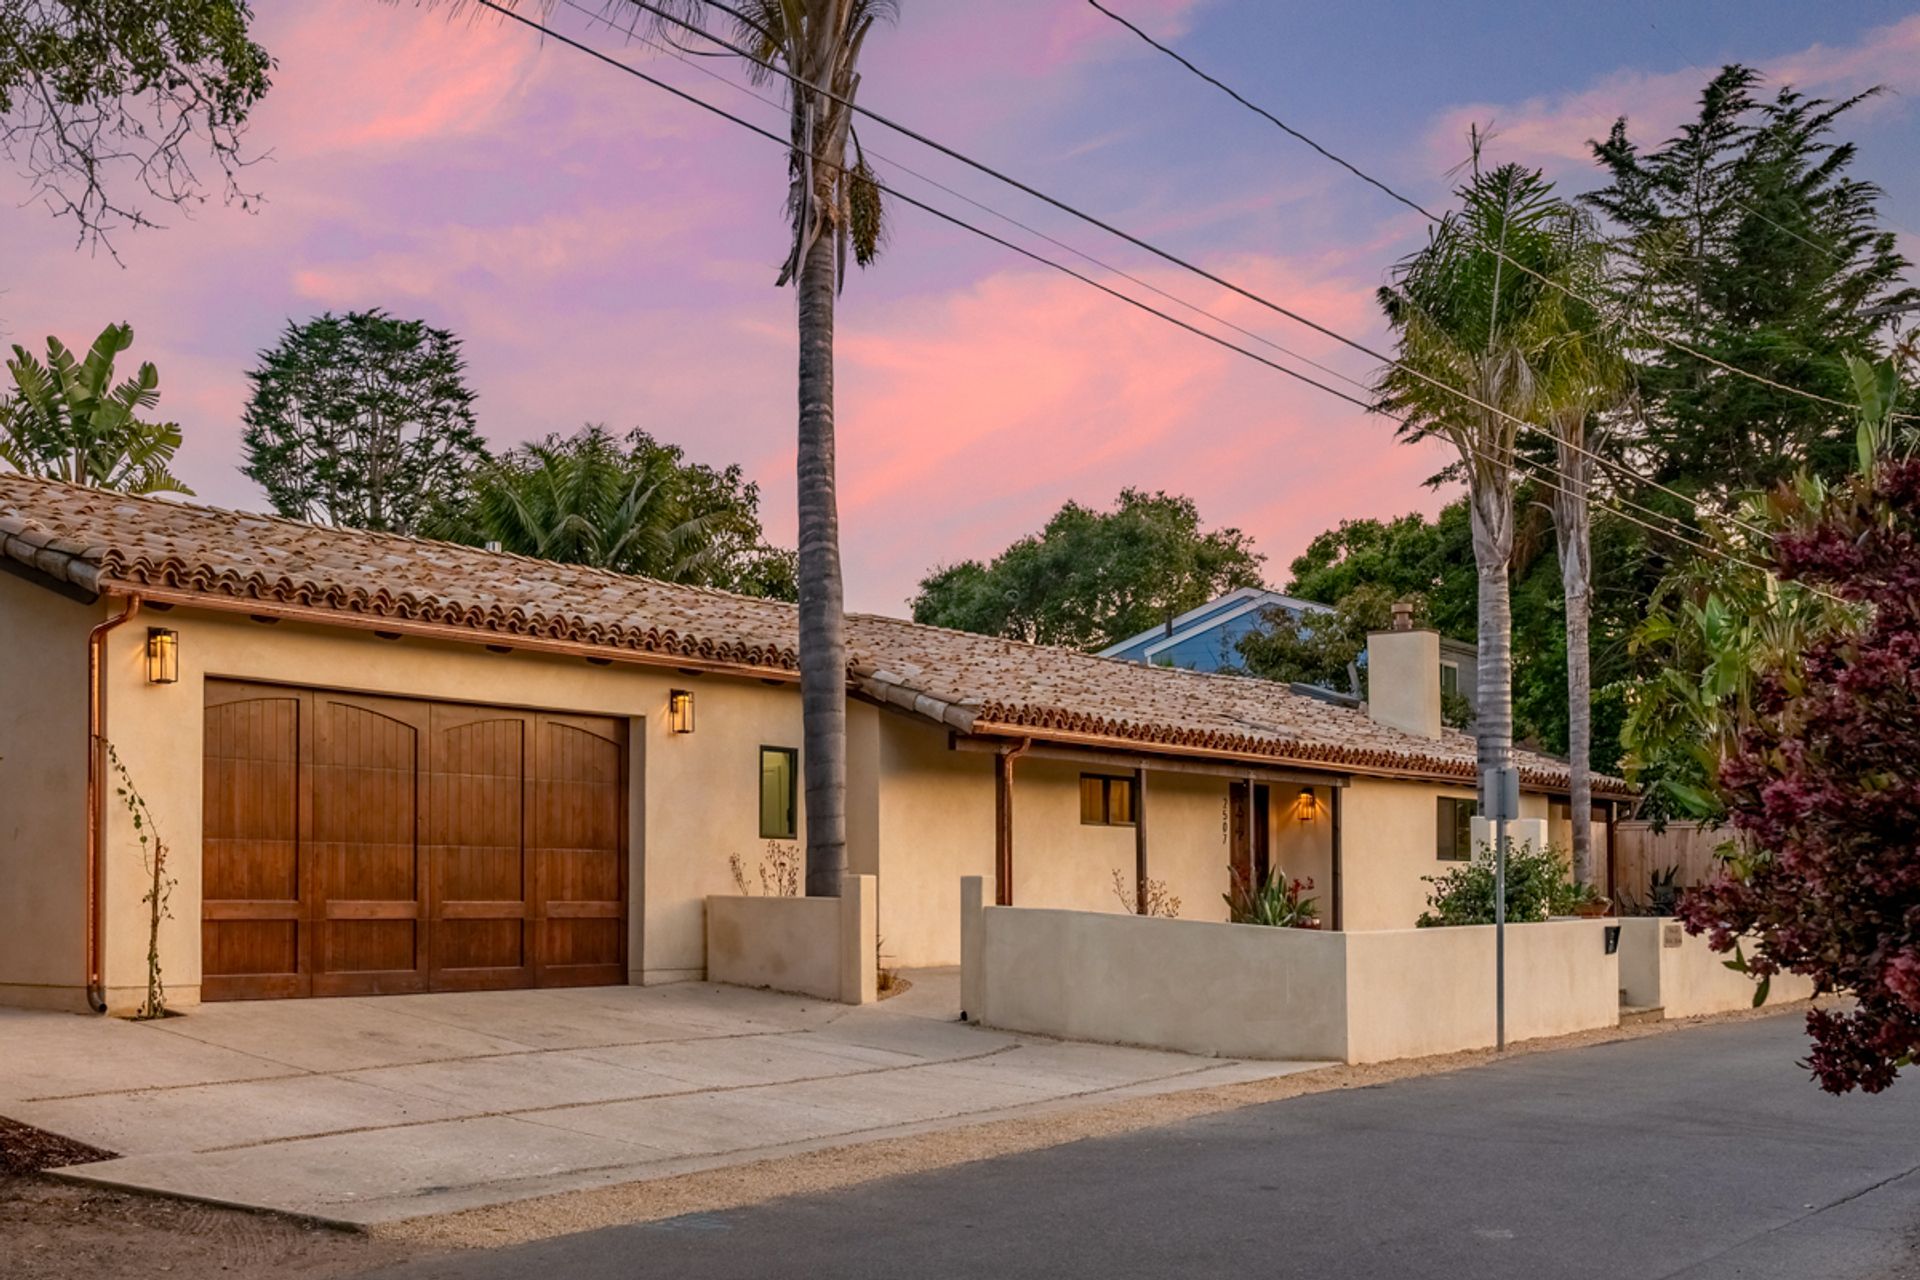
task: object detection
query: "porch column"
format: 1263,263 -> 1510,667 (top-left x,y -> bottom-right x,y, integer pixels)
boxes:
1245,772 -> 1256,884
1134,766 -> 1148,914
1330,783 -> 1344,931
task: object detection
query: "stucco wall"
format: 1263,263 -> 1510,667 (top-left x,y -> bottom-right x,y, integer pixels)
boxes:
1339,777 -> 1470,930
1270,784 -> 1335,911
1616,918 -> 1815,1018
871,722 -> 1241,968
968,893 -> 1350,1061
0,571 -> 97,1009
85,605 -> 818,1009
706,874 -> 876,1003
962,881 -> 1621,1065
872,716 -> 996,969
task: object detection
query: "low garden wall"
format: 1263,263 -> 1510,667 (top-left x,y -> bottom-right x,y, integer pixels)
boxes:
1616,917 -> 1815,1018
706,873 -> 877,1004
960,877 -> 1618,1064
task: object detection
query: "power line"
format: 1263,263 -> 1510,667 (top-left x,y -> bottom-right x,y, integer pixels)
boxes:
551,0 -> 1373,396
465,0 -> 1793,584
559,2 -> 1758,567
622,0 -> 1785,538
1084,0 -> 1914,428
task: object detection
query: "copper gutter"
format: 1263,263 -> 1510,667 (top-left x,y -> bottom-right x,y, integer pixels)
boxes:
86,594 -> 141,1013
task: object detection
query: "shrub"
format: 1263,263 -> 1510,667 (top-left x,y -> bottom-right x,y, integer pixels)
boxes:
1417,840 -> 1590,927
1224,869 -> 1319,928
1680,459 -> 1920,1093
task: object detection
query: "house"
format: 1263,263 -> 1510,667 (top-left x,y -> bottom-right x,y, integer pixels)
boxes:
1098,587 -> 1330,670
1101,587 -> 1481,721
0,476 -> 1628,1013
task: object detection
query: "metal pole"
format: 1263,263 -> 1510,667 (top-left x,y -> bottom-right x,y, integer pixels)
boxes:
1489,764 -> 1517,1053
1495,807 -> 1507,1053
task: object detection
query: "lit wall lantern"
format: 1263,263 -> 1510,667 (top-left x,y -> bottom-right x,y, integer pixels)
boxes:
146,627 -> 180,685
1294,786 -> 1322,822
667,689 -> 695,734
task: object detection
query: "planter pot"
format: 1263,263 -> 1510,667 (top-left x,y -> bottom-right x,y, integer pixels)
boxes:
1574,901 -> 1611,919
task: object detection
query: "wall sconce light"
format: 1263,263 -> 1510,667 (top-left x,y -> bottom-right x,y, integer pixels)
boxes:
667,689 -> 695,734
146,627 -> 180,685
1294,786 -> 1321,821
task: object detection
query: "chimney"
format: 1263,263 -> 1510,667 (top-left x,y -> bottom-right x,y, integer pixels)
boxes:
1365,602 -> 1441,739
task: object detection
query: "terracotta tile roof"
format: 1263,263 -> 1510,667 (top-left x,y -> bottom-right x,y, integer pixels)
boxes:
0,475 -> 1628,794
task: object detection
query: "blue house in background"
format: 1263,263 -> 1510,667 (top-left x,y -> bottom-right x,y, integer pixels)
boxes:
1097,587 -> 1332,672
1101,587 -> 1481,723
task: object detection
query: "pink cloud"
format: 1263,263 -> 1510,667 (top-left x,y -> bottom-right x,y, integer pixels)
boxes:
263,3 -> 544,154
826,252 -> 1443,609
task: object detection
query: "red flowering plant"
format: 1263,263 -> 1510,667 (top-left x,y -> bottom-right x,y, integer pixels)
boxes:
1679,458 -> 1920,1093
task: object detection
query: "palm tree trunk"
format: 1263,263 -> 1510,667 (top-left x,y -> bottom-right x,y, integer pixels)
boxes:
1563,565 -> 1593,884
1467,481 -> 1515,811
1551,445 -> 1594,887
796,216 -> 847,898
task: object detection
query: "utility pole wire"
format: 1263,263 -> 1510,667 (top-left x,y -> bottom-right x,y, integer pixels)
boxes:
1085,0 -> 1917,428
465,0 -> 1807,590
572,0 -> 1752,565
621,0 -> 1788,538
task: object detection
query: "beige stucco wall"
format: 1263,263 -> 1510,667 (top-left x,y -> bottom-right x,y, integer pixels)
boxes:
870,722 -> 1242,968
967,891 -> 1350,1061
1270,784 -> 1335,912
1339,777 -> 1469,931
1345,921 -> 1618,1061
706,874 -> 876,1003
1616,918 -> 1814,1018
0,572 -> 97,1009
962,881 -> 1620,1065
82,604 -> 823,1010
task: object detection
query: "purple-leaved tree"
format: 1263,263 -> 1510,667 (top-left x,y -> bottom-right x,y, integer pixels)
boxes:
1680,459 -> 1920,1093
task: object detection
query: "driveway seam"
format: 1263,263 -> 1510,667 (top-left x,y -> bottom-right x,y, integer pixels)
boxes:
19,1024 -> 930,1103
183,1044 -> 1028,1153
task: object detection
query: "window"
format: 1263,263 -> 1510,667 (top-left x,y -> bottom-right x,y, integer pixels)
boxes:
1079,774 -> 1135,826
1436,796 -> 1476,861
1439,661 -> 1460,697
759,747 -> 798,840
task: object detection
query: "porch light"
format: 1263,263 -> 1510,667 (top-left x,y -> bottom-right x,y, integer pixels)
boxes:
667,689 -> 695,734
145,627 -> 179,685
1294,787 -> 1321,821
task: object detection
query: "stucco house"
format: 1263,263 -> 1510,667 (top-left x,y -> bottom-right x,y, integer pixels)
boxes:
0,476 -> 1627,1013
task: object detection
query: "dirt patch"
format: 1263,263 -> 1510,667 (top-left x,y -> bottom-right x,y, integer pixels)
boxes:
0,1177 -> 414,1280
0,1117 -> 116,1176
386,999 -> 1815,1251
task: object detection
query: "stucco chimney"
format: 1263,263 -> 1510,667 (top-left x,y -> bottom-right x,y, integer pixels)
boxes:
1366,605 -> 1441,739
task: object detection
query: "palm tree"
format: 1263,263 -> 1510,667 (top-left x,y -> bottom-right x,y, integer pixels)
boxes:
1377,162 -> 1563,811
453,425 -> 733,580
0,323 -> 191,495
1531,207 -> 1631,888
640,0 -> 896,897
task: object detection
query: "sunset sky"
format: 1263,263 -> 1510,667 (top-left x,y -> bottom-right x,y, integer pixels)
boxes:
3,0 -> 1915,614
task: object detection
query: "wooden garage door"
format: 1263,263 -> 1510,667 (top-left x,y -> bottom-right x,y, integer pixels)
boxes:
202,682 -> 626,1001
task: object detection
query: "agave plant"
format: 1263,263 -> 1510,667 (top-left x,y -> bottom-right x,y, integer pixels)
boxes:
0,323 -> 191,495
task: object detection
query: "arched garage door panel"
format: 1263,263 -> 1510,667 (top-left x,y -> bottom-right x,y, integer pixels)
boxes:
201,681 -> 626,1001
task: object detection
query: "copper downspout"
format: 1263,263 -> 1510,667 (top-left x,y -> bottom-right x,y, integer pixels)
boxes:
86,594 -> 141,1013
993,738 -> 1032,906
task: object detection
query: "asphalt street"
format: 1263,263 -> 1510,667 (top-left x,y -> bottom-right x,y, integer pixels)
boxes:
372,1012 -> 1920,1279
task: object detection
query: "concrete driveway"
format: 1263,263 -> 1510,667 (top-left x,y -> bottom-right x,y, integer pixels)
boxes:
0,973 -> 1317,1226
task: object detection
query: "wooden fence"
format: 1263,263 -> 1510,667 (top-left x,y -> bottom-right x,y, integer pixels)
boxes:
1612,820 -> 1736,899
